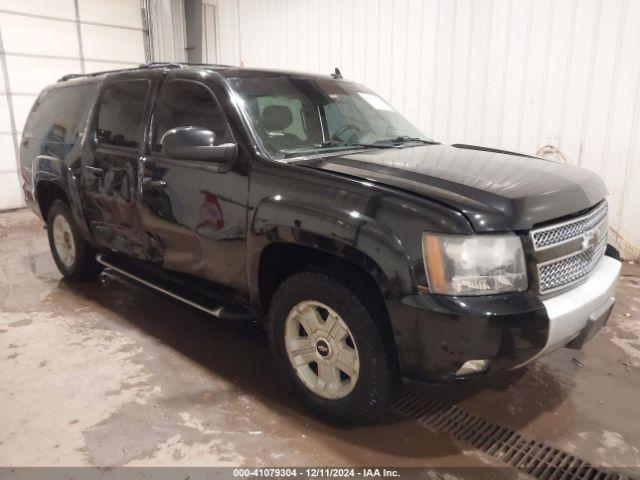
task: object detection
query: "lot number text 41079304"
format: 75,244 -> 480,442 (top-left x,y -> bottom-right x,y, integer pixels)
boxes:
233,468 -> 401,478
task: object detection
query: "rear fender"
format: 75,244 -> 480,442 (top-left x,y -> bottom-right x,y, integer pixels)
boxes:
34,154 -> 93,243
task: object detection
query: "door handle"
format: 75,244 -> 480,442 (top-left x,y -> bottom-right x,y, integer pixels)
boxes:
143,177 -> 167,189
84,165 -> 104,177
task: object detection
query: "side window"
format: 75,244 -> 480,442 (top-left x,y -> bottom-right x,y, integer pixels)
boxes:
153,80 -> 233,153
23,84 -> 97,143
96,80 -> 149,149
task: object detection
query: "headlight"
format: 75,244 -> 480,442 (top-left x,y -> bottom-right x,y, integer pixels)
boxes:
422,233 -> 527,296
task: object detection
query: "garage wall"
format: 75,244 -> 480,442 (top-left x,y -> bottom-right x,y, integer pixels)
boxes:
196,0 -> 640,259
147,0 -> 187,62
0,0 -> 146,211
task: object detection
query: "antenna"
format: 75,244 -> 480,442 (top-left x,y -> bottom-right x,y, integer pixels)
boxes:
331,67 -> 343,79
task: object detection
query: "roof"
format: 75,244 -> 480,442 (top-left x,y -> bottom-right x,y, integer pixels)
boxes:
57,62 -> 338,83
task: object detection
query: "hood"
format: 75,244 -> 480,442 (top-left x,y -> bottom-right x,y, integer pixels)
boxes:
296,144 -> 607,232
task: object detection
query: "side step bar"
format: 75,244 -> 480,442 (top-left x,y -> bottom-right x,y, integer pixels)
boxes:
96,253 -> 255,322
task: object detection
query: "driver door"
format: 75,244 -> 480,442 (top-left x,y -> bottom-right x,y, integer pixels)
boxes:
140,71 -> 249,290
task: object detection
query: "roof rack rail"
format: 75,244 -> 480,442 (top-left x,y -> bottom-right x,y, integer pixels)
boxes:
171,62 -> 235,68
56,62 -> 238,82
57,63 -> 184,82
139,62 -> 184,69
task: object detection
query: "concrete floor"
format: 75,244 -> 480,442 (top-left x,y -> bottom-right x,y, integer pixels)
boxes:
1,208 -> 639,473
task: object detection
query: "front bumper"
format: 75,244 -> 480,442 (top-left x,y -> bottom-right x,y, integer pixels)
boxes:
512,254 -> 621,368
392,254 -> 621,382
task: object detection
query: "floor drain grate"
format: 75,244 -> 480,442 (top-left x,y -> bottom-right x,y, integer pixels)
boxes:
393,391 -> 637,480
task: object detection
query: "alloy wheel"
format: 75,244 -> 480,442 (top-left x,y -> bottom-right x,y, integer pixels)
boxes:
52,214 -> 76,268
284,300 -> 360,400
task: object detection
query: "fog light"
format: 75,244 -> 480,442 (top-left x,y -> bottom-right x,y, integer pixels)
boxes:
455,359 -> 489,376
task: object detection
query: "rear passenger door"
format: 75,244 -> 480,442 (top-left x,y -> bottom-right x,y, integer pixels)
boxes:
140,71 -> 249,290
82,72 -> 162,257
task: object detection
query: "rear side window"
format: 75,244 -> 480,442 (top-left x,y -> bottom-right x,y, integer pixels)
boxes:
96,80 -> 149,149
23,84 -> 97,142
152,80 -> 233,152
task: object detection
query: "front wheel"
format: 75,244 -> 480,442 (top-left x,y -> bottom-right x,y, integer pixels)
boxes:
269,271 -> 397,424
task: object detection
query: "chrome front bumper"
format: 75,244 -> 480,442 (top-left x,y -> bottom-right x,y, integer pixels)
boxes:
515,255 -> 621,368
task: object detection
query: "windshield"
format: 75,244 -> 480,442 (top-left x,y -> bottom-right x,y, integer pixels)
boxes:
228,76 -> 431,159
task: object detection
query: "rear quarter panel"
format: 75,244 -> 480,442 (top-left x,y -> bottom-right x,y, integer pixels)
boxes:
20,80 -> 100,240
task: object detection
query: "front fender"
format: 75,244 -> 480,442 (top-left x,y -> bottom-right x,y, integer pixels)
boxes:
248,194 -> 416,304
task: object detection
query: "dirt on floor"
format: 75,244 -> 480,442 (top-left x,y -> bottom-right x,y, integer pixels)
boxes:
1,208 -> 639,476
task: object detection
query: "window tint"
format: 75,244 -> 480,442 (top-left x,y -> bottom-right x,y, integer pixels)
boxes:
23,84 -> 97,142
323,92 -> 403,139
96,80 -> 149,149
229,76 -> 426,159
153,80 -> 233,152
255,95 -> 307,140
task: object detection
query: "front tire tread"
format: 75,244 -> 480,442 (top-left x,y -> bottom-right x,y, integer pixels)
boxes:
269,271 -> 397,424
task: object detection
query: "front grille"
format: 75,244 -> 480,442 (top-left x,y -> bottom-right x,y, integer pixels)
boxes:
531,202 -> 607,250
531,202 -> 608,294
538,239 -> 607,293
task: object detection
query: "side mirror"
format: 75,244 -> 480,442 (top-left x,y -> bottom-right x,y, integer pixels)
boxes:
161,126 -> 237,165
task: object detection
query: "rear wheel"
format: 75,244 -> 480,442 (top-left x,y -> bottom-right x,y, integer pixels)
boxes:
46,200 -> 101,280
269,271 -> 397,424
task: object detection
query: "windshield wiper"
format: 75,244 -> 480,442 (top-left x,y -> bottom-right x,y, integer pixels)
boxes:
315,140 -> 349,148
318,140 -> 399,149
281,141 -> 369,158
281,138 -> 414,158
306,140 -> 398,150
374,136 -> 439,146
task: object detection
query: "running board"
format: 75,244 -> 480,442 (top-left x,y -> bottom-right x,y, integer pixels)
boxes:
96,253 -> 255,322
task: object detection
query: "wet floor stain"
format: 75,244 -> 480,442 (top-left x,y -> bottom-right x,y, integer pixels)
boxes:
8,318 -> 32,328
1,208 -> 639,473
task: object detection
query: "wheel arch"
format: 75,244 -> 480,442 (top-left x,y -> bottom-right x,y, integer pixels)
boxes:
255,240 -> 402,375
35,180 -> 69,220
33,156 -> 93,243
257,240 -> 390,311
248,194 -> 416,305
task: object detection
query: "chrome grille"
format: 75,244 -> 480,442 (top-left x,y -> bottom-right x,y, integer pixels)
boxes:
538,239 -> 607,293
531,202 -> 607,250
532,202 -> 608,294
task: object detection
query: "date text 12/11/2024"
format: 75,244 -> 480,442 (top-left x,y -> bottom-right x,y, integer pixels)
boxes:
232,468 -> 401,478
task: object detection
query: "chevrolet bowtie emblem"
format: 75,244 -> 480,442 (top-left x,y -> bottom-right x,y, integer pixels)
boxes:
582,230 -> 597,251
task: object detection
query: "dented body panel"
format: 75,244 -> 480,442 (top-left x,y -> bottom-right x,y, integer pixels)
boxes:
19,65 -> 617,382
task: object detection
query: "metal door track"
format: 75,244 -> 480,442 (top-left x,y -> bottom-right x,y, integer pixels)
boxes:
393,391 -> 637,480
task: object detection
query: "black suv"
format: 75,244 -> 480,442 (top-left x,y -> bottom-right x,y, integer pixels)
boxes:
20,63 -> 621,423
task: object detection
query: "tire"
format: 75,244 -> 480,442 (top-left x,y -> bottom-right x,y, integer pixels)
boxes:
269,271 -> 397,424
46,199 -> 101,280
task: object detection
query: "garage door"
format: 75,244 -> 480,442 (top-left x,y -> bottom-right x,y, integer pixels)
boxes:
0,0 -> 147,210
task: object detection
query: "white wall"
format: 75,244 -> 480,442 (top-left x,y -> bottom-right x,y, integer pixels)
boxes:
204,0 -> 640,259
0,0 -> 146,211
5,0 -> 638,258
148,0 -> 187,62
